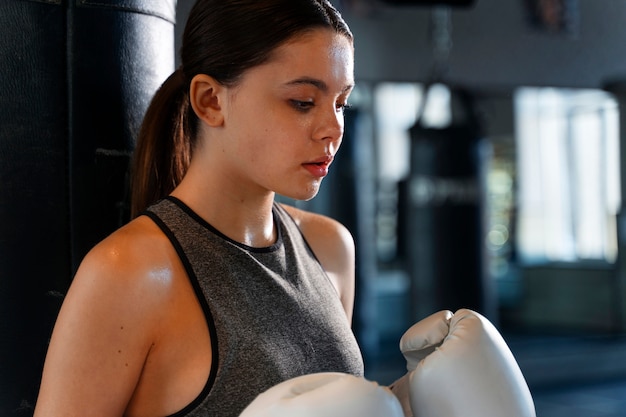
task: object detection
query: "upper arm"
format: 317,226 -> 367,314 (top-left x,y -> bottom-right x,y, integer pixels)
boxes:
282,205 -> 356,323
34,227 -> 167,417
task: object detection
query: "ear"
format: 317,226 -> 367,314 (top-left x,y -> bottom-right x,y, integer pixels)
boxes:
189,74 -> 225,127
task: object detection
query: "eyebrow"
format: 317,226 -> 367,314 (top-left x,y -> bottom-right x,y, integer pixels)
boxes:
285,77 -> 354,94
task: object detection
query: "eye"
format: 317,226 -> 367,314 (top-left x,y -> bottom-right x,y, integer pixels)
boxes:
336,102 -> 352,113
290,100 -> 314,112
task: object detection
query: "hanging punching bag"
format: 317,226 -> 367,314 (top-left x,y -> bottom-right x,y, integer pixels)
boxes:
0,1 -> 176,415
399,85 -> 491,322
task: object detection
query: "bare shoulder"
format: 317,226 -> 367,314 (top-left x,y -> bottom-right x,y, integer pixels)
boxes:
81,215 -> 175,285
34,215 -> 180,416
71,216 -> 179,309
279,204 -> 355,266
68,214 -> 184,338
280,204 -> 356,321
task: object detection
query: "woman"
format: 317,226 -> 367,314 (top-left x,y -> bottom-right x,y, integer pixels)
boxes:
34,0 -> 363,416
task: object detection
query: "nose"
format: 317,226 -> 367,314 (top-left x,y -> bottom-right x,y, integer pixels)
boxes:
313,106 -> 344,146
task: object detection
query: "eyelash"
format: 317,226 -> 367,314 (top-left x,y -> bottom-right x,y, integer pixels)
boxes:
290,100 -> 352,113
339,103 -> 352,112
291,100 -> 314,112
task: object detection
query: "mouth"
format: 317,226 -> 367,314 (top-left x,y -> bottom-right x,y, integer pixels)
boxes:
310,157 -> 332,167
302,155 -> 334,178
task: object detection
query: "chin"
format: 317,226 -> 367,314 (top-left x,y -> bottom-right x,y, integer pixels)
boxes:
290,191 -> 320,202
281,182 -> 322,202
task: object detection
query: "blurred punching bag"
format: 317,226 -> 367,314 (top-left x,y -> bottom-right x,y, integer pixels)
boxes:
0,1 -> 176,415
399,84 -> 491,322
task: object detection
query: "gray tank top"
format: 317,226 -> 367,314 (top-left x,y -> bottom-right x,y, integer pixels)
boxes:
144,197 -> 364,417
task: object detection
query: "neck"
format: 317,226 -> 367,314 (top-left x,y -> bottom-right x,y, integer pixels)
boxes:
171,166 -> 277,248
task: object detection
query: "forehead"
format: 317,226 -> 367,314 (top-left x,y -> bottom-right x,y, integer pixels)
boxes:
264,29 -> 354,87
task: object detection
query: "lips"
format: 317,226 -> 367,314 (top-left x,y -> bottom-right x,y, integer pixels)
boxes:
302,155 -> 333,178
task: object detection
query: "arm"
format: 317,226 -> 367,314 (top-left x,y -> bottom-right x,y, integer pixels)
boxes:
34,223 -> 166,417
281,205 -> 356,323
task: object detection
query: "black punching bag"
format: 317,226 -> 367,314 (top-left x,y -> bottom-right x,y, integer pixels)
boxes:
0,1 -> 176,415
400,85 -> 490,322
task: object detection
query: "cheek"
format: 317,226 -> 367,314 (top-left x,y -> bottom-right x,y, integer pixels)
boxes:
236,126 -> 281,168
255,110 -> 309,151
231,103 -> 310,167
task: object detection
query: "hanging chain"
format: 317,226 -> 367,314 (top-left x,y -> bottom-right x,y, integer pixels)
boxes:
429,6 -> 452,82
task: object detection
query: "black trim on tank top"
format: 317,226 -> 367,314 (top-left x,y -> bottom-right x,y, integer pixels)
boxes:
272,203 -> 341,298
142,210 -> 219,417
164,196 -> 283,253
272,203 -> 323,264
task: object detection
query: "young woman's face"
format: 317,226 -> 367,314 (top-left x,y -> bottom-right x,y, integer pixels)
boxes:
216,28 -> 355,201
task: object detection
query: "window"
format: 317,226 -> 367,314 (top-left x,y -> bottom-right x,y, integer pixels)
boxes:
515,87 -> 620,263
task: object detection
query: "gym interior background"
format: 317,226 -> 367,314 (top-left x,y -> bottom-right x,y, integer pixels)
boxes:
3,0 -> 626,415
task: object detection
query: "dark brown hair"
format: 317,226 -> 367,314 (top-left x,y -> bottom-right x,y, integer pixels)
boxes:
130,0 -> 353,217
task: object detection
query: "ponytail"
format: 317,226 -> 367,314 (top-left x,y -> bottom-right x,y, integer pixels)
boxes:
130,68 -> 194,218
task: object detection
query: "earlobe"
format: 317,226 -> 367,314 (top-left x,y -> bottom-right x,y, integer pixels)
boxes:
189,74 -> 225,127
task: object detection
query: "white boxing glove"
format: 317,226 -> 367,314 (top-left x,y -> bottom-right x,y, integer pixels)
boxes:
239,372 -> 403,417
390,309 -> 536,417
